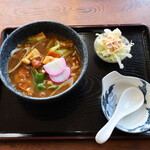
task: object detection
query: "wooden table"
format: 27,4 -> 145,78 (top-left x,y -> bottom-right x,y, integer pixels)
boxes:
0,0 -> 150,149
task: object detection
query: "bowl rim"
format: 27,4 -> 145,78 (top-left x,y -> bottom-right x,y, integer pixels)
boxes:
0,21 -> 88,101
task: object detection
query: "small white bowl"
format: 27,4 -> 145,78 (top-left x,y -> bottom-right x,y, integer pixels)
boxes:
94,35 -> 131,63
101,71 -> 150,133
94,28 -> 134,69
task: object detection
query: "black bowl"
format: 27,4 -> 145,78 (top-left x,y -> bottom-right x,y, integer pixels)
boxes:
0,21 -> 88,102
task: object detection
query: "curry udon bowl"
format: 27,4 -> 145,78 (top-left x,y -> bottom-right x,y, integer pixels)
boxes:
0,21 -> 88,102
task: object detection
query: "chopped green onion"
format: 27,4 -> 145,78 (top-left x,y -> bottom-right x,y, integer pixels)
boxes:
62,50 -> 73,57
26,39 -> 39,43
47,85 -> 59,89
55,49 -> 68,54
37,83 -> 47,90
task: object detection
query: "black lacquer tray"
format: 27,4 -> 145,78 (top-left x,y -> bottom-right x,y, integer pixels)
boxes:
0,24 -> 150,140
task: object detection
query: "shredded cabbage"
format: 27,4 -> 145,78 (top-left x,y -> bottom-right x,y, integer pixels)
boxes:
94,28 -> 134,69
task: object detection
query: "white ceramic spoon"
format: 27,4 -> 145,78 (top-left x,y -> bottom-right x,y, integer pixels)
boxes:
95,87 -> 144,144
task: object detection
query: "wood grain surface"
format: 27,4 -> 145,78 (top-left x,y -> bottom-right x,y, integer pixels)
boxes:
1,0 -> 150,149
1,0 -> 150,32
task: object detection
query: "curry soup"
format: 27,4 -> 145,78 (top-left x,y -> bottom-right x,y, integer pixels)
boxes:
8,32 -> 81,98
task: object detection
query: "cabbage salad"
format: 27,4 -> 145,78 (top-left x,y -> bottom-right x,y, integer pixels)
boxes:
94,28 -> 134,69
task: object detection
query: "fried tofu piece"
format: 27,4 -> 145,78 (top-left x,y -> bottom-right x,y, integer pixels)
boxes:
22,48 -> 41,64
42,56 -> 55,64
28,32 -> 46,41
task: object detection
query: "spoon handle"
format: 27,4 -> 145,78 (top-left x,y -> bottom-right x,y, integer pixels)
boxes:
95,113 -> 122,144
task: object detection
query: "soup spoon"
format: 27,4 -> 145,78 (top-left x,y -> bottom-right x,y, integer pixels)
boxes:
95,87 -> 144,144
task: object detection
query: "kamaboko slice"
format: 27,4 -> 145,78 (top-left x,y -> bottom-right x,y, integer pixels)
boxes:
50,67 -> 71,83
43,58 -> 66,76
